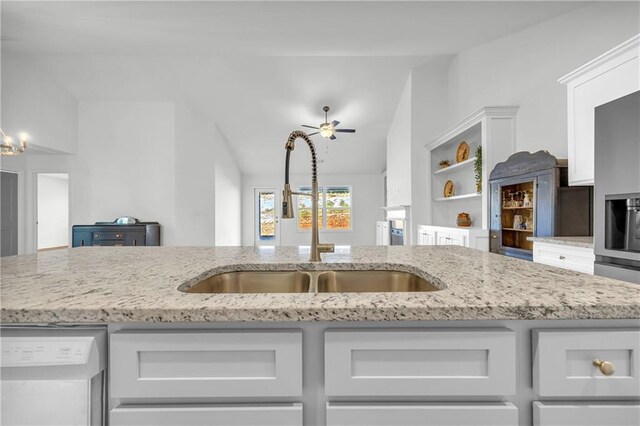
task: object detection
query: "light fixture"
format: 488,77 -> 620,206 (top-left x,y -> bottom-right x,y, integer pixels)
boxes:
319,123 -> 334,139
1,129 -> 28,156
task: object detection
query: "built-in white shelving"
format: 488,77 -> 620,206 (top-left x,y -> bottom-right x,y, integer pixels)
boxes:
434,193 -> 481,202
433,157 -> 476,175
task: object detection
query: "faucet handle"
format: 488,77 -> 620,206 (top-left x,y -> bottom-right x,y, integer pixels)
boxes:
318,243 -> 335,253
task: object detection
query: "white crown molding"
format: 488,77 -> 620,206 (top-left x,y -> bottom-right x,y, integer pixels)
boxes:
558,33 -> 640,84
425,106 -> 519,150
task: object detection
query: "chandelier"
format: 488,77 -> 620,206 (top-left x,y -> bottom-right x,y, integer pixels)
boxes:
1,128 -> 28,156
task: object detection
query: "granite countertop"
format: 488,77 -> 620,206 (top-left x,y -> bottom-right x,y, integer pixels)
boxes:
527,236 -> 594,249
1,246 -> 638,323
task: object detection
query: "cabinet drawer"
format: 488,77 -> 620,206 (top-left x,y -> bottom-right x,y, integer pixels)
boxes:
533,243 -> 594,274
110,330 -> 302,398
110,403 -> 303,426
533,329 -> 640,397
325,329 -> 515,396
533,402 -> 640,426
326,402 -> 518,426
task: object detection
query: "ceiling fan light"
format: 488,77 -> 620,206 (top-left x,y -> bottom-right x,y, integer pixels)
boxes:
319,124 -> 333,138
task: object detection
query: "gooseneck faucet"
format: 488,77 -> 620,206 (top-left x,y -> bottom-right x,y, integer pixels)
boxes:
283,130 -> 335,262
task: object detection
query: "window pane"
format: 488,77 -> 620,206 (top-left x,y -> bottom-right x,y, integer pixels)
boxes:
258,192 -> 275,240
326,186 -> 350,208
298,187 -> 322,230
327,208 -> 350,230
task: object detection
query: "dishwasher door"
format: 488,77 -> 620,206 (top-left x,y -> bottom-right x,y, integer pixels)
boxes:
1,327 -> 107,426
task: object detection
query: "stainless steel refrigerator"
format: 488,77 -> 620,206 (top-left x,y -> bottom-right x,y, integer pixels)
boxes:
594,90 -> 640,284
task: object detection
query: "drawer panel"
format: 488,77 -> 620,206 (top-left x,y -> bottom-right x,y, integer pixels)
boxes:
533,329 -> 640,397
533,402 -> 640,426
533,243 -> 594,274
110,330 -> 302,398
326,402 -> 518,426
325,329 -> 515,396
110,403 -> 303,426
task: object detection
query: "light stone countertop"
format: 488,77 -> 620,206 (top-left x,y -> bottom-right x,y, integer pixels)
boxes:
1,245 -> 638,323
527,236 -> 594,249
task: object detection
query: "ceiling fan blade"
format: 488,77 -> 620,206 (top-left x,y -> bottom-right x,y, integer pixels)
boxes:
302,124 -> 319,129
335,128 -> 356,133
331,120 -> 340,128
330,134 -> 337,140
307,132 -> 319,136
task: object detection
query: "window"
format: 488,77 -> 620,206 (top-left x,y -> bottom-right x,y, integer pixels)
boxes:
257,191 -> 276,241
297,186 -> 351,231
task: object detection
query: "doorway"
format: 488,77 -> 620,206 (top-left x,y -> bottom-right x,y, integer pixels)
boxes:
254,188 -> 280,246
36,173 -> 69,252
1,171 -> 19,256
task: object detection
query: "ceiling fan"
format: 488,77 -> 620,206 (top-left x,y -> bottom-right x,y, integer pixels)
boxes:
302,106 -> 356,140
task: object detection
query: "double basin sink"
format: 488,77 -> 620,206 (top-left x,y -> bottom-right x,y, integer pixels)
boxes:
181,270 -> 441,294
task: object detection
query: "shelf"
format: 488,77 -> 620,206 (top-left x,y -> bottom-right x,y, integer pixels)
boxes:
434,193 -> 481,202
502,228 -> 534,233
434,157 -> 476,175
502,206 -> 533,210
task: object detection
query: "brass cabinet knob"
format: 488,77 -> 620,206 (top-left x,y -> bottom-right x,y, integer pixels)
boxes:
492,235 -> 497,239
593,359 -> 615,376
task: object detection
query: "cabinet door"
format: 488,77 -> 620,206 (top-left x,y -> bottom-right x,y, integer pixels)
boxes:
533,402 -> 640,426
110,330 -> 302,398
111,404 -> 303,426
325,329 -> 516,396
376,223 -> 382,245
381,222 -> 390,245
568,54 -> 639,186
327,402 -> 518,426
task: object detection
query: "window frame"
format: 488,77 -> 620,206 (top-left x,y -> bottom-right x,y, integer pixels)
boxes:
296,185 -> 353,232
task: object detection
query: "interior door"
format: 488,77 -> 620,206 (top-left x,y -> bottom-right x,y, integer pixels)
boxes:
1,171 -> 18,256
255,188 -> 280,246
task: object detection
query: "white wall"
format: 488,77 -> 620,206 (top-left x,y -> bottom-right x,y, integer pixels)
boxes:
74,101 -> 177,244
174,102 -> 216,246
410,58 -> 452,236
214,125 -> 242,246
37,173 -> 69,249
386,75 -> 412,207
1,54 -> 78,154
242,173 -> 383,246
447,1 -> 640,158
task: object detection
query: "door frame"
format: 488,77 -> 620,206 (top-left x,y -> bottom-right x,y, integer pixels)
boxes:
35,172 -> 70,251
254,187 -> 281,246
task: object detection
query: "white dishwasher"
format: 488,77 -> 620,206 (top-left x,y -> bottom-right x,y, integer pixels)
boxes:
1,326 -> 107,426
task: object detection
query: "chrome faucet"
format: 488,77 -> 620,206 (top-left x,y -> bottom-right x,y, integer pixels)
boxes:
283,130 -> 334,262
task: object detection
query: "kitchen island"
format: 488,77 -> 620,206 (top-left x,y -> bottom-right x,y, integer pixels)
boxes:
1,246 -> 639,426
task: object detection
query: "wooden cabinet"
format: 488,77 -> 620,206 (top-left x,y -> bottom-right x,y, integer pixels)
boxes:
325,329 -> 515,397
559,35 -> 640,186
489,151 -> 592,261
110,404 -> 303,426
327,402 -> 518,426
376,221 -> 389,246
533,402 -> 640,426
416,224 -> 488,250
532,242 -> 595,274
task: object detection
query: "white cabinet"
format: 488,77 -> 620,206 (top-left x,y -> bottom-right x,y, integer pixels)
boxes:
533,402 -> 640,426
417,225 -> 436,245
532,242 -> 595,274
325,329 -> 515,396
416,224 -> 488,251
559,34 -> 640,186
110,403 -> 303,426
110,330 -> 302,398
327,402 -> 518,426
533,329 -> 640,398
376,221 -> 389,246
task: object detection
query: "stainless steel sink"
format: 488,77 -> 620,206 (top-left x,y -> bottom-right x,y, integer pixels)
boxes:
183,271 -> 311,293
316,270 -> 440,293
181,270 -> 440,294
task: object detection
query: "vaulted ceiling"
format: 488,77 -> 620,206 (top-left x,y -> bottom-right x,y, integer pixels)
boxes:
2,1 -> 588,174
